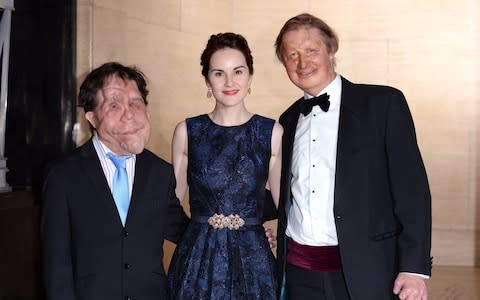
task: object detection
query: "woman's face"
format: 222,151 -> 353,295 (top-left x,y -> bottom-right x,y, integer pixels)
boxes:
207,48 -> 252,108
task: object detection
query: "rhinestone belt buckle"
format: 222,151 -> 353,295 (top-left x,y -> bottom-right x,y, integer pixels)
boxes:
208,213 -> 245,230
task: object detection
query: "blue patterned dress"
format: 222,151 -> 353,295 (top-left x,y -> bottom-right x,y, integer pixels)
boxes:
167,114 -> 277,300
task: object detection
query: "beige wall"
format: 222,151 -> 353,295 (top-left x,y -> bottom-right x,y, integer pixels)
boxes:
77,0 -> 480,266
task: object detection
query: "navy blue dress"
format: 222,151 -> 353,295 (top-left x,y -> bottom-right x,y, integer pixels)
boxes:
168,114 -> 277,300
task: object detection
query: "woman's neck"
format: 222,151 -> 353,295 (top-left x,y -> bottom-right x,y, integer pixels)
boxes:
209,105 -> 253,126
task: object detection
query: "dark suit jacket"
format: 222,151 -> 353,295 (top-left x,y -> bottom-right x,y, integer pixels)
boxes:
41,138 -> 189,300
276,77 -> 432,299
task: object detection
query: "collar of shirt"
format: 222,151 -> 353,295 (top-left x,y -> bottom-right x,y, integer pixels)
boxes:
304,73 -> 342,113
91,134 -> 136,196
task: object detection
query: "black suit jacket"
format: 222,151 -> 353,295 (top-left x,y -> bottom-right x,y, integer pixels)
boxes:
41,139 -> 189,300
276,77 -> 432,299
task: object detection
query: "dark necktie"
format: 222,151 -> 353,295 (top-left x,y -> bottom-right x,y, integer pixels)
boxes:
300,93 -> 330,116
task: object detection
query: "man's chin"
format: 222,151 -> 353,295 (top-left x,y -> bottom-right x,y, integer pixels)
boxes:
119,139 -> 148,155
123,143 -> 146,155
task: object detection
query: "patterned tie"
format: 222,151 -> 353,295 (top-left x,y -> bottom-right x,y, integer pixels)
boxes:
107,152 -> 131,226
299,93 -> 330,116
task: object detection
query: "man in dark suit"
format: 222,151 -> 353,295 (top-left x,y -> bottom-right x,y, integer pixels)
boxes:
274,14 -> 432,300
41,62 -> 189,300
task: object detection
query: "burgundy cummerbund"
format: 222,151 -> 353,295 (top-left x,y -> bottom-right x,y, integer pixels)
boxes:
286,239 -> 342,272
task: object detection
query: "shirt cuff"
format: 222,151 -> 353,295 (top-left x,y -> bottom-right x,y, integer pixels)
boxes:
399,272 -> 430,279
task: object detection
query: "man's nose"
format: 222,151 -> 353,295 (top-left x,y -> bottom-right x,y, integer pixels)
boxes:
122,105 -> 134,119
298,55 -> 307,69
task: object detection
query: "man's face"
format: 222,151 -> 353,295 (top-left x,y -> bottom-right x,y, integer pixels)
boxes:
281,26 -> 336,96
85,75 -> 151,155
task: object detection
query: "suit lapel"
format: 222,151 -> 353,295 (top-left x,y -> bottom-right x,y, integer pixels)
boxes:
281,103 -> 301,181
334,77 -> 367,209
127,150 -> 151,226
79,139 -> 123,225
279,98 -> 303,217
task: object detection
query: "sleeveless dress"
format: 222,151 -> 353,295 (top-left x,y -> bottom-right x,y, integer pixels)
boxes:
168,114 -> 277,300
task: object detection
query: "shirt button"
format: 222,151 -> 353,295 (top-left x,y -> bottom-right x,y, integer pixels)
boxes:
312,139 -> 316,142
124,263 -> 130,269
312,164 -> 316,168
312,190 -> 315,193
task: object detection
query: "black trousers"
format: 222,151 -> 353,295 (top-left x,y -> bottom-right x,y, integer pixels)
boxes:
286,263 -> 350,300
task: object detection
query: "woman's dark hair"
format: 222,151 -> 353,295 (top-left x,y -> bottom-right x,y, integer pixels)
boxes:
200,32 -> 254,79
78,62 -> 149,112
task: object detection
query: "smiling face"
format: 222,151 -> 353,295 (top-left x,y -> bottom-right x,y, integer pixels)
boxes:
206,47 -> 253,108
85,75 -> 151,155
281,26 -> 336,96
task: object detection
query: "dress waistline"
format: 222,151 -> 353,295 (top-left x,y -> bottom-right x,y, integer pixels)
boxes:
192,214 -> 261,230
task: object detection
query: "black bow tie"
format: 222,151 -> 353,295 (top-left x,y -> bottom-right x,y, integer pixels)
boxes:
300,93 -> 330,116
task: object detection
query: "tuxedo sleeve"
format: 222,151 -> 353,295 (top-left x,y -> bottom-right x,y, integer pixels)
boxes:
41,165 -> 76,300
262,189 -> 278,222
385,90 -> 432,276
164,169 -> 189,244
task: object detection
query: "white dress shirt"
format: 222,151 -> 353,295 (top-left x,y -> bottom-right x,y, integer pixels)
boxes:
92,134 -> 136,198
286,74 -> 342,246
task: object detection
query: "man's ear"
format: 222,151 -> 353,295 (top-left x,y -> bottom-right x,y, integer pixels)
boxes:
84,111 -> 97,129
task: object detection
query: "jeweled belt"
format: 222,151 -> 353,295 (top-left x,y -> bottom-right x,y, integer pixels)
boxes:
192,214 -> 261,230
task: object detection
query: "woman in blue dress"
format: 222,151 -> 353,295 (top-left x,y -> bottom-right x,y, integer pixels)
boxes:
167,32 -> 283,299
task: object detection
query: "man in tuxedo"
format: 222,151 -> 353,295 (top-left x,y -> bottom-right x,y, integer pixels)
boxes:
41,62 -> 189,300
274,14 -> 432,300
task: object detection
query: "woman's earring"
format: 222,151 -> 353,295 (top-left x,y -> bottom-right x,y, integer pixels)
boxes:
206,89 -> 212,98
248,87 -> 251,95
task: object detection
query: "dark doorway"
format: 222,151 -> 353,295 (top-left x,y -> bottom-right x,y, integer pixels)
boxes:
0,0 -> 76,299
5,0 -> 77,192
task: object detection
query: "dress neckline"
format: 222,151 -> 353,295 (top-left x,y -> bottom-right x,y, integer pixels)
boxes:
205,113 -> 256,128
